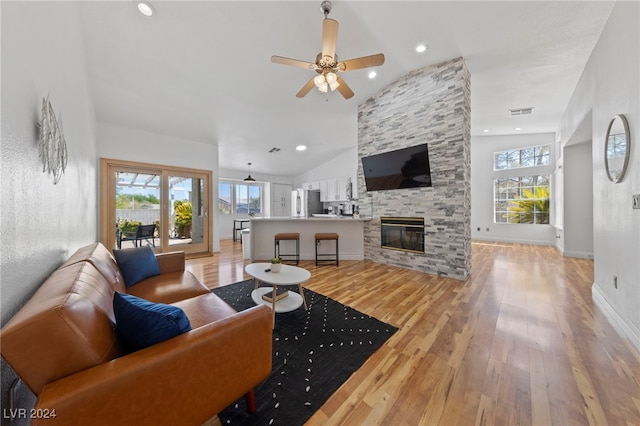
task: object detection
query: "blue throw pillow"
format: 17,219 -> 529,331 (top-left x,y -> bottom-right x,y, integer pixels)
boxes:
113,292 -> 192,352
112,246 -> 160,288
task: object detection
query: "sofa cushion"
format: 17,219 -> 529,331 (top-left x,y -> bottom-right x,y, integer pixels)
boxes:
61,242 -> 126,293
171,293 -> 238,329
126,271 -> 209,304
112,246 -> 161,288
113,292 -> 191,352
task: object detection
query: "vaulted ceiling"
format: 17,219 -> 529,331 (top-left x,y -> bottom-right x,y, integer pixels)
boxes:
77,1 -> 613,176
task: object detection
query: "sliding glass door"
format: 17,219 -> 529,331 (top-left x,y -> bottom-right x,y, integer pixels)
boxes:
101,159 -> 211,255
167,173 -> 206,249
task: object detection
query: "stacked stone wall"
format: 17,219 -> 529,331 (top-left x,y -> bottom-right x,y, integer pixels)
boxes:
357,57 -> 471,279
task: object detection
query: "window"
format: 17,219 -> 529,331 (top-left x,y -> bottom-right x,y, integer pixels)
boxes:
492,143 -> 552,225
494,175 -> 550,224
494,145 -> 550,170
219,180 -> 263,214
219,182 -> 232,214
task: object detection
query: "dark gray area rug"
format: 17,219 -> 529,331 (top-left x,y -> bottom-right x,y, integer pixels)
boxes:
212,279 -> 397,425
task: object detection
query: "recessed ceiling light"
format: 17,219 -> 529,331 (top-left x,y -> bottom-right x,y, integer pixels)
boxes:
415,44 -> 428,53
515,127 -> 522,131
136,1 -> 155,17
368,71 -> 377,79
483,129 -> 490,133
296,145 -> 307,151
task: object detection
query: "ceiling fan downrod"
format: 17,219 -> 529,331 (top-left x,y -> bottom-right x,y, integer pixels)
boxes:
320,1 -> 332,18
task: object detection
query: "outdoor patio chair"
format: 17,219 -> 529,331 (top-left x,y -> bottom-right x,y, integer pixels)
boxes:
118,224 -> 157,248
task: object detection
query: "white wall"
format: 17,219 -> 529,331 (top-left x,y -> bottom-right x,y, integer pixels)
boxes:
558,1 -> 640,350
97,122 -> 220,251
1,2 -> 98,323
293,147 -> 357,189
563,142 -> 594,258
471,133 -> 556,245
1,0 -> 98,413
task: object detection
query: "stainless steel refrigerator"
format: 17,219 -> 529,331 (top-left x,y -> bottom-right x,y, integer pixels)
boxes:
291,189 -> 322,217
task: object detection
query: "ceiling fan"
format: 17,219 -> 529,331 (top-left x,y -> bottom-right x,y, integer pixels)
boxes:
271,1 -> 385,99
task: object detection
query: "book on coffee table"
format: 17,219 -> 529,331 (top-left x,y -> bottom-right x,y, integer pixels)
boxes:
262,288 -> 289,303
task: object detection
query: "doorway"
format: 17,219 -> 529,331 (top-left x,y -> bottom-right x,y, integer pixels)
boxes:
100,159 -> 212,255
560,112 -> 594,258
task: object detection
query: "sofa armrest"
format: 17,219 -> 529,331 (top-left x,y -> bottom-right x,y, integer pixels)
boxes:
33,305 -> 272,426
155,251 -> 185,274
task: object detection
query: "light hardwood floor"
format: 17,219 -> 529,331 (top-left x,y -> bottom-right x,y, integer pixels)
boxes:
187,240 -> 640,425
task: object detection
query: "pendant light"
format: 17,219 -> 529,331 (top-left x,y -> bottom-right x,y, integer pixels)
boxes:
244,162 -> 256,182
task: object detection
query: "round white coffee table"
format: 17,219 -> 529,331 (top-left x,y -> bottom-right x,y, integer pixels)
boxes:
245,263 -> 311,325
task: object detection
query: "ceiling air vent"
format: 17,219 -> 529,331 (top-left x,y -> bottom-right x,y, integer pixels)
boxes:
510,107 -> 534,116
268,147 -> 281,153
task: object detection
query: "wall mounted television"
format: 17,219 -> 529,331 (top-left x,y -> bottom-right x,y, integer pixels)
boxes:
361,143 -> 432,191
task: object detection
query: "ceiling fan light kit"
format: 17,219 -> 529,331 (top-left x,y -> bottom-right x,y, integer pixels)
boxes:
271,1 -> 384,99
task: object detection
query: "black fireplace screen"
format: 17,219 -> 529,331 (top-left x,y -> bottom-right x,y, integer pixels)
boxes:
380,217 -> 425,253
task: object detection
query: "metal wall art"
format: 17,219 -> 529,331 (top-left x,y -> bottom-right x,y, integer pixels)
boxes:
38,95 -> 68,184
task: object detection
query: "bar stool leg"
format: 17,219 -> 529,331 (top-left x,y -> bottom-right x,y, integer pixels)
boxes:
315,233 -> 339,266
274,233 -> 300,264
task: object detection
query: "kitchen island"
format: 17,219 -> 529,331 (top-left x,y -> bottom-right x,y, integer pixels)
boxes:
249,216 -> 369,262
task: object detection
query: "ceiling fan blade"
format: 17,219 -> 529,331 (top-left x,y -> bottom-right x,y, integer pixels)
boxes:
335,76 -> 354,99
321,18 -> 339,60
271,55 -> 316,70
296,77 -> 317,98
337,53 -> 385,72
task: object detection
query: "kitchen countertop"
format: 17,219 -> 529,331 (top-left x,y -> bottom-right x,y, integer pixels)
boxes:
249,215 -> 367,261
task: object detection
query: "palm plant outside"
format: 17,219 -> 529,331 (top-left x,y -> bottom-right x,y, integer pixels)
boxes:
174,200 -> 193,237
505,186 -> 550,224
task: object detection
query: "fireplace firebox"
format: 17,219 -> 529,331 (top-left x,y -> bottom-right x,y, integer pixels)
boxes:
380,217 -> 425,253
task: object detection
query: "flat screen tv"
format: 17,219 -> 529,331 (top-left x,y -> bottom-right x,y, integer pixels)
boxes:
361,144 -> 432,191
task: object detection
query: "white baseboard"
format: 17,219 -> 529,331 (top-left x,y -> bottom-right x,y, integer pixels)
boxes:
592,283 -> 640,353
560,249 -> 594,259
471,236 -> 555,246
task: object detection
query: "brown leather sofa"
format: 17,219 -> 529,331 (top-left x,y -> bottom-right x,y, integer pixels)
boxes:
0,243 -> 272,425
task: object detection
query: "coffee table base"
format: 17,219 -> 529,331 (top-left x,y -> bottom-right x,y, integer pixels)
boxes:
251,287 -> 304,313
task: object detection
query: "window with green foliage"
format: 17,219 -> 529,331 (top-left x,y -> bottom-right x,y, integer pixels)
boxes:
494,175 -> 550,224
219,180 -> 263,214
494,145 -> 550,170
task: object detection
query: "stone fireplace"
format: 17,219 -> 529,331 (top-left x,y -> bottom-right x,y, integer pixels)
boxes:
357,57 -> 471,280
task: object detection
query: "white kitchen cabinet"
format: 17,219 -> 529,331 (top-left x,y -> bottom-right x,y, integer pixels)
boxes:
302,181 -> 320,191
320,178 -> 350,202
337,177 -> 349,201
271,183 -> 292,217
320,178 -> 349,202
327,179 -> 338,201
319,180 -> 329,202
323,179 -> 339,201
